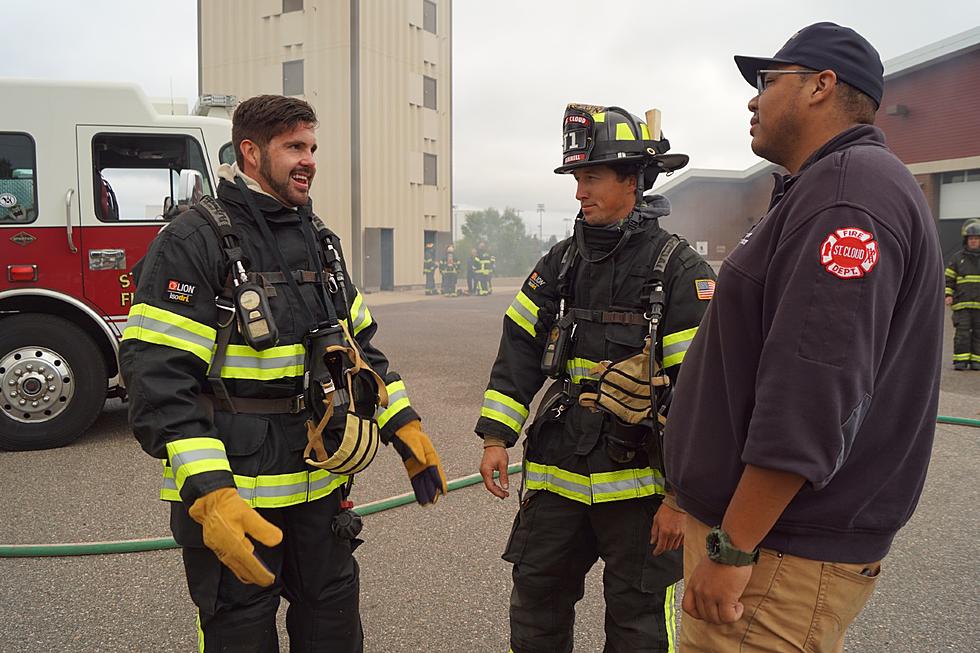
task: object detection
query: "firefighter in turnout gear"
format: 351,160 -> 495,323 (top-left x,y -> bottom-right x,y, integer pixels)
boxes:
440,245 -> 461,296
473,241 -> 495,295
120,95 -> 446,653
475,104 -> 716,653
946,219 -> 980,370
424,241 -> 439,295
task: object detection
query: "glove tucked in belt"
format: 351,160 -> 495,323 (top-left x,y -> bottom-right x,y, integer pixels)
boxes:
391,420 -> 448,505
188,487 -> 283,587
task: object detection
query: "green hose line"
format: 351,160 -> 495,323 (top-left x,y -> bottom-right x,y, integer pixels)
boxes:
0,463 -> 523,559
936,415 -> 980,427
5,412 -> 979,559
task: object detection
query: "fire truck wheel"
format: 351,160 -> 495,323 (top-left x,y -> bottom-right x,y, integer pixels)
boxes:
0,314 -> 108,450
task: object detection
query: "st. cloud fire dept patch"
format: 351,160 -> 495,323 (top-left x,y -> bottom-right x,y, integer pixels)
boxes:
164,279 -> 197,305
819,227 -> 879,279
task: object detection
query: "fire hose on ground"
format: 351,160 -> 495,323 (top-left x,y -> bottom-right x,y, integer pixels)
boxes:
2,413 -> 978,559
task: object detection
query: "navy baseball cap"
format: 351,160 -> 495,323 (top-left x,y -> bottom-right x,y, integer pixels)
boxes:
734,22 -> 884,107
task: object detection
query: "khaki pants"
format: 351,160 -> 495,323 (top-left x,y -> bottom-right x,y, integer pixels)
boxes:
679,518 -> 880,653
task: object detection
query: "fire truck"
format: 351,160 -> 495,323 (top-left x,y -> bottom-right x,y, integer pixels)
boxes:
0,79 -> 235,450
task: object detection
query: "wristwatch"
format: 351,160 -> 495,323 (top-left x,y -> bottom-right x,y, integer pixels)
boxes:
706,526 -> 759,566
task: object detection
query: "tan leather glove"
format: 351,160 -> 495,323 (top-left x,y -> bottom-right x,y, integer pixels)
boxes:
188,487 -> 283,587
391,420 -> 448,505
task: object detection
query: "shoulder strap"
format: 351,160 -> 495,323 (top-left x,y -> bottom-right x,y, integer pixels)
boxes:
191,196 -> 244,412
646,234 -> 685,434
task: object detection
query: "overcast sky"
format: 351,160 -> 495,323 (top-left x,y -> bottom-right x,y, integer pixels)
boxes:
4,1 -> 978,237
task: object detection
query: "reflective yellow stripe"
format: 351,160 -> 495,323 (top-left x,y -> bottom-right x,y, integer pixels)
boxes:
351,291 -> 374,336
616,122 -> 635,140
591,467 -> 665,502
505,290 -> 540,336
161,463 -> 348,508
525,461 -> 665,505
640,123 -> 651,140
165,437 -> 231,492
566,357 -> 600,384
662,326 -> 699,369
945,268 -> 956,278
956,275 -> 980,283
593,111 -> 605,123
197,612 -> 205,653
952,301 -> 980,310
122,303 -> 216,364
946,287 -> 954,295
665,582 -> 677,652
377,380 -> 411,428
219,343 -> 306,380
525,461 -> 592,504
481,389 -> 530,435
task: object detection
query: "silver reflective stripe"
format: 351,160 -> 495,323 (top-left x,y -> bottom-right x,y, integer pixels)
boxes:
163,476 -> 178,492
132,314 -> 215,351
310,473 -> 340,494
170,448 -> 226,476
592,470 -> 665,496
388,387 -> 408,405
238,480 -> 310,501
526,468 -> 591,497
662,340 -> 691,360
508,298 -> 538,328
222,352 -> 304,370
482,396 -> 527,426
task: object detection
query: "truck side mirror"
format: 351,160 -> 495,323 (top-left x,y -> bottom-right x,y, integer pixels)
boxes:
177,169 -> 205,208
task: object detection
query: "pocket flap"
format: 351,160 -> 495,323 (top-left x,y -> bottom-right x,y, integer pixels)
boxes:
213,412 -> 270,457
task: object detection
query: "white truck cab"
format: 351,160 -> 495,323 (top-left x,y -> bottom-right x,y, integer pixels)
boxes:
0,78 -> 234,450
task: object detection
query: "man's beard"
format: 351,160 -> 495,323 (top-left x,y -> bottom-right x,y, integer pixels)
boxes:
259,153 -> 307,207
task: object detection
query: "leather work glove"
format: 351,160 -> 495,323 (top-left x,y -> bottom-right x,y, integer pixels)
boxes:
188,487 -> 283,587
391,420 -> 448,505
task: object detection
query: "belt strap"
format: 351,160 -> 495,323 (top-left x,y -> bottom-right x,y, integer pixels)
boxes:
206,394 -> 306,415
256,270 -> 321,284
567,308 -> 648,325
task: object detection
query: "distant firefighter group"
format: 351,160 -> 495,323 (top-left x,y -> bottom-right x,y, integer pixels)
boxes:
424,241 -> 495,296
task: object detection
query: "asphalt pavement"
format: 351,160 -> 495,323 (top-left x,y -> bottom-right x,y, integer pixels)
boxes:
1,283 -> 977,652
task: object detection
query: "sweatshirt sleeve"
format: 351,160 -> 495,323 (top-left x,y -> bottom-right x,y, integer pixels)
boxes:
742,206 -> 903,489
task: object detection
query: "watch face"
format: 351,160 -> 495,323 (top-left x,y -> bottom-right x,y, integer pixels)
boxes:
706,531 -> 722,558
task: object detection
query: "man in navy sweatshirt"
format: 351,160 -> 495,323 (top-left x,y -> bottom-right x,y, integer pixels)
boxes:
664,22 -> 944,652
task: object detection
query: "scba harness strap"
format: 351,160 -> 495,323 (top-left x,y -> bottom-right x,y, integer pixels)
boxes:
191,195 -> 385,475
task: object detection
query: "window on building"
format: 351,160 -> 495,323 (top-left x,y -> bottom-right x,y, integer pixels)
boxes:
423,0 -> 437,34
942,171 -> 966,184
0,132 -> 38,224
423,76 -> 437,110
283,0 -> 303,12
423,153 -> 437,186
92,133 -> 213,222
283,59 -> 304,96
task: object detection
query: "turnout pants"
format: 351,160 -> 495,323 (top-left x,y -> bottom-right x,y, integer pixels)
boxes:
425,271 -> 437,295
503,490 -> 681,653
177,491 -> 363,653
442,272 -> 458,296
952,308 -> 980,365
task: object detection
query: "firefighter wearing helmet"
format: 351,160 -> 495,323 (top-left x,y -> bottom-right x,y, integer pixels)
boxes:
475,103 -> 716,652
946,218 -> 980,369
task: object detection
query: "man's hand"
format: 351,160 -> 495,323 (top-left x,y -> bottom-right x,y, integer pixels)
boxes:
945,296 -> 953,306
682,557 -> 753,624
650,502 -> 685,555
479,445 -> 510,499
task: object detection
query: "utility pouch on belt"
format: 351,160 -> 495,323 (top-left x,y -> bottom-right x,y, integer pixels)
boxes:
303,321 -> 388,475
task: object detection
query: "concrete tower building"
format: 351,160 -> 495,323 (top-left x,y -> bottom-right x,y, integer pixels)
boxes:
198,0 -> 453,289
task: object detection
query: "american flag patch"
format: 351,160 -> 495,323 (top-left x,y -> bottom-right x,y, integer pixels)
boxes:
695,279 -> 715,300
